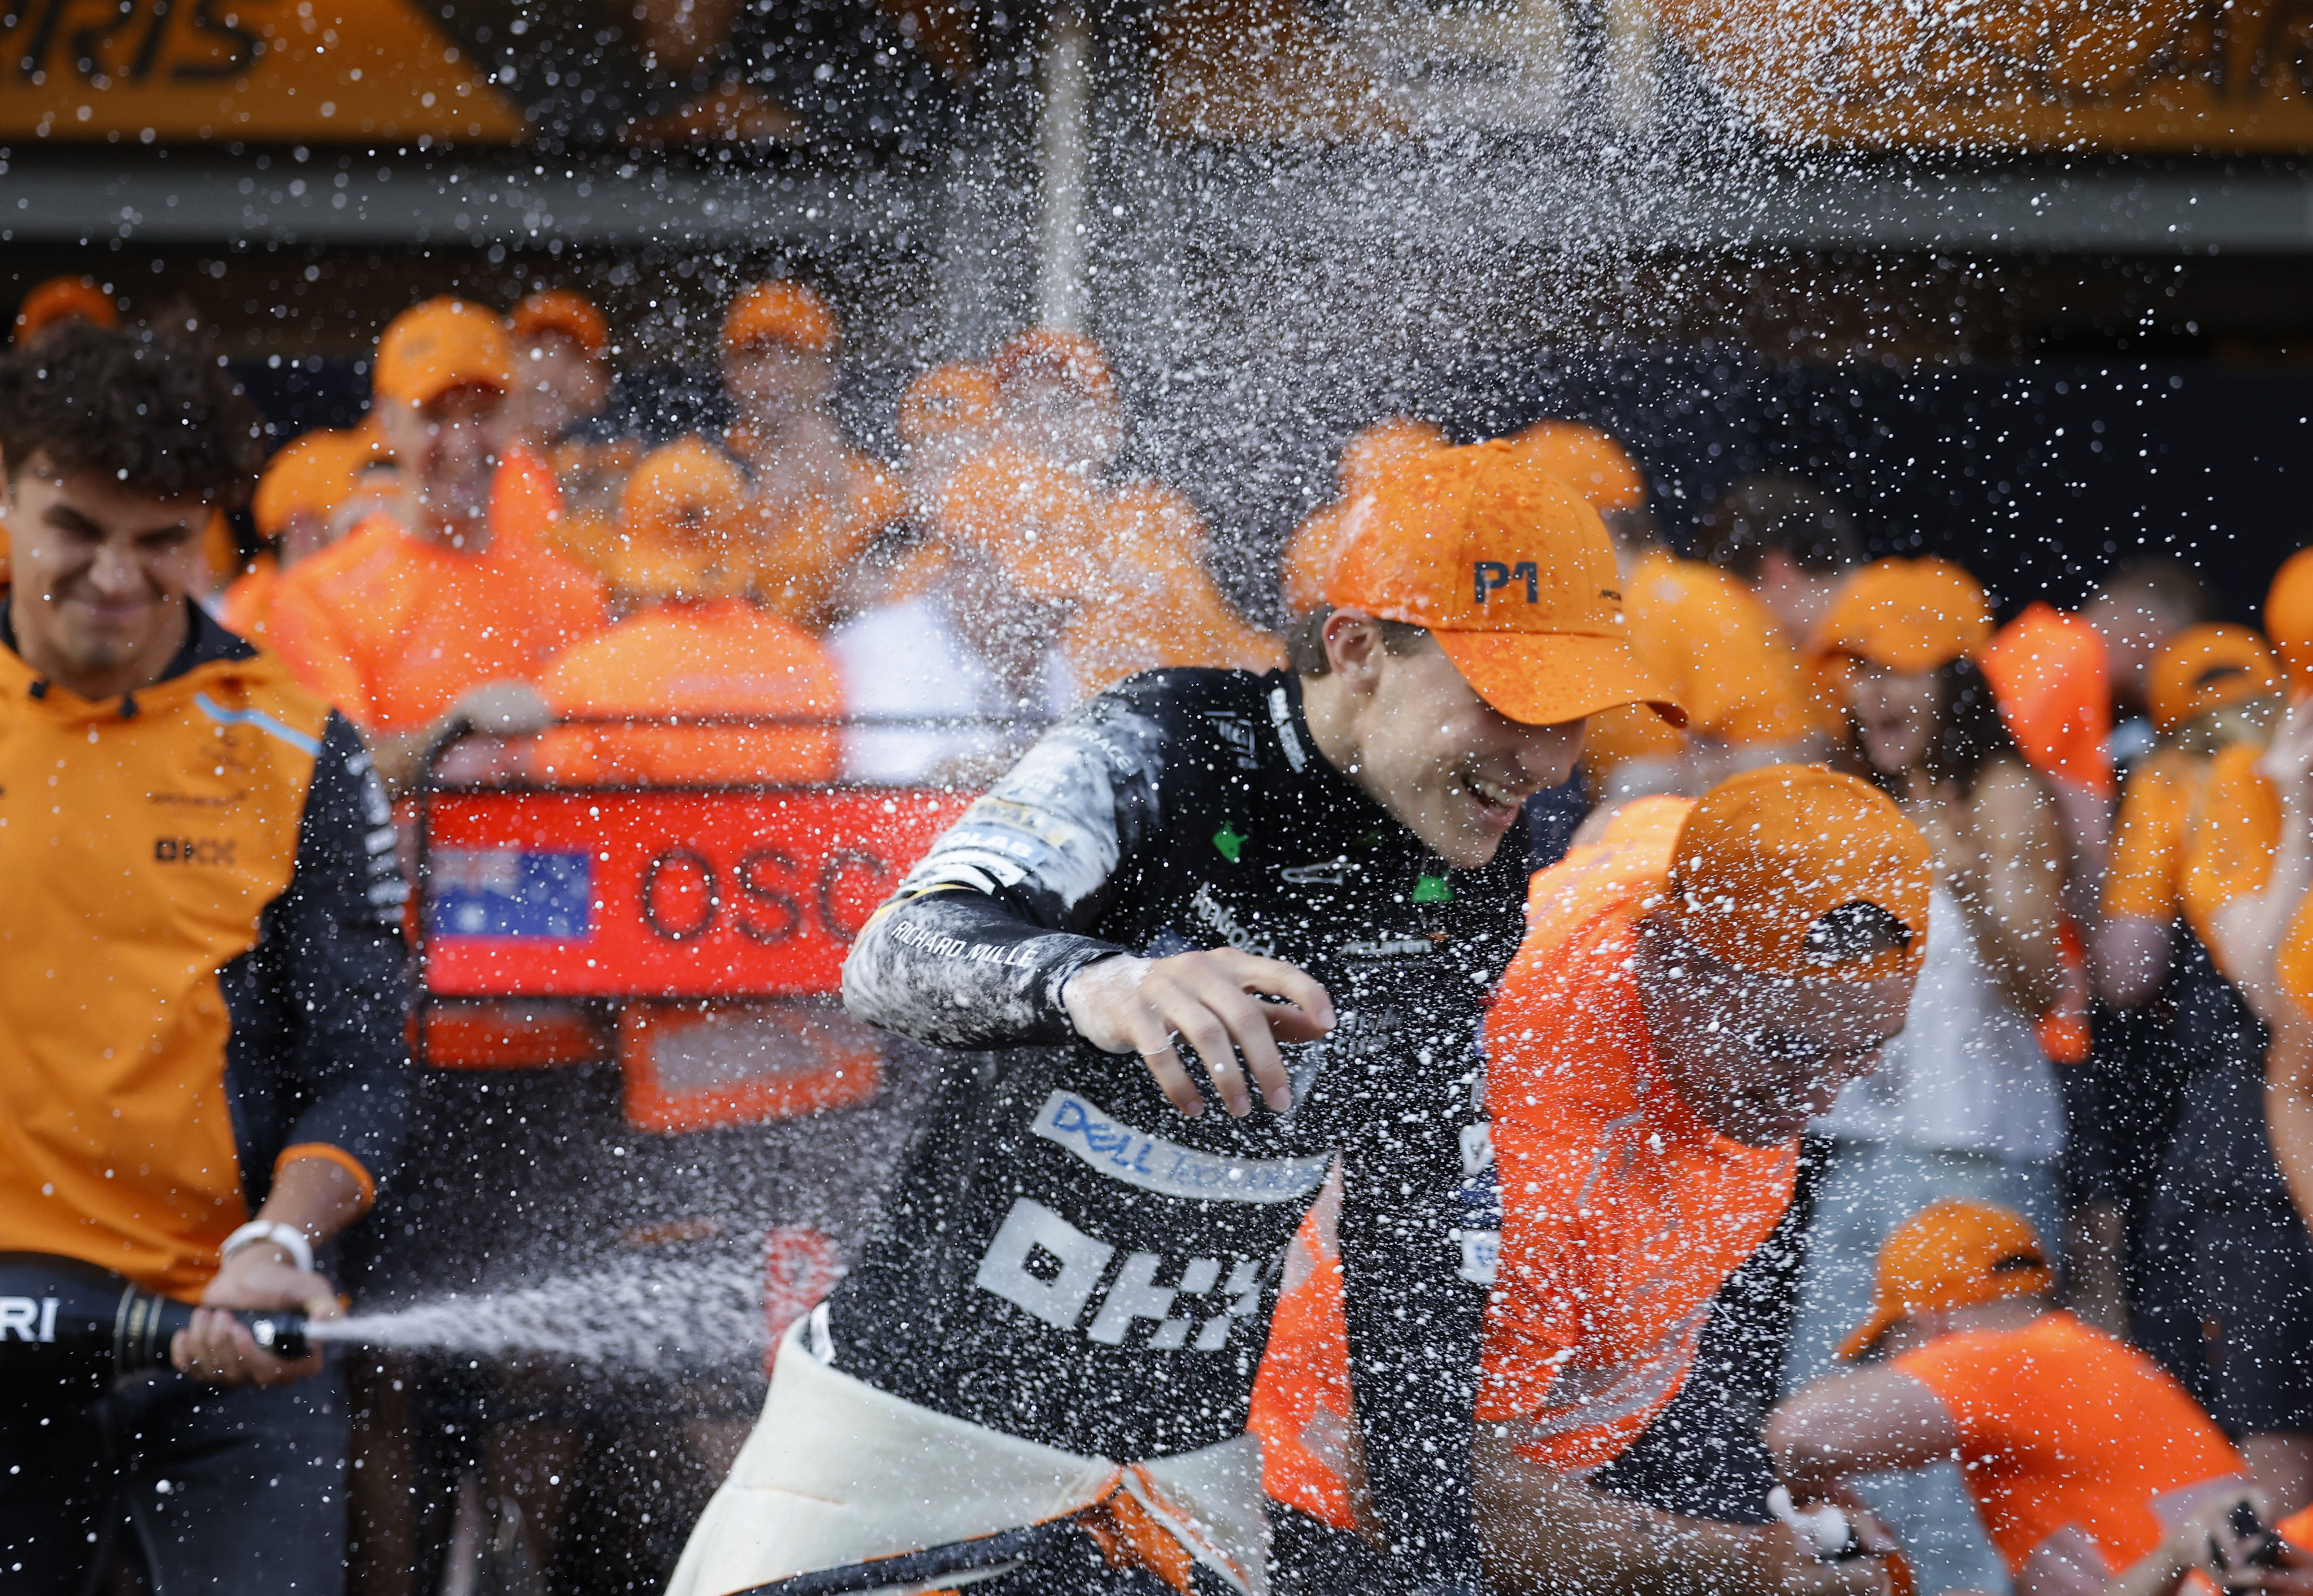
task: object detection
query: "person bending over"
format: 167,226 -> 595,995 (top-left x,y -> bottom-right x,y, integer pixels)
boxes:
1255,770 -> 1931,1596
1768,1200 -> 2312,1596
665,441 -> 1679,1596
1472,769 -> 1927,1596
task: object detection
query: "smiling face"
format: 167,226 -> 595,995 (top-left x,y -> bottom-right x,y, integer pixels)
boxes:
1304,612 -> 1585,868
3,451 -> 210,699
1634,910 -> 1914,1146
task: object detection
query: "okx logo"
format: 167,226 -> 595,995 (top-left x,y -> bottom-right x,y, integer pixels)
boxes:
1474,560 -> 1540,603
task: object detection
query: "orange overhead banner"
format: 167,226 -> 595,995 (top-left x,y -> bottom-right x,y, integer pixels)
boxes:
1149,0 -> 2313,151
0,0 -> 526,142
1657,0 -> 2313,151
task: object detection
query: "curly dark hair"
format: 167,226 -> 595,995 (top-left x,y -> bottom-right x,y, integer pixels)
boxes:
0,322 -> 265,507
1850,656 -> 2020,800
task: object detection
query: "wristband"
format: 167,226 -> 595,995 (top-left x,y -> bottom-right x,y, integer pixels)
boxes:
221,1220 -> 315,1277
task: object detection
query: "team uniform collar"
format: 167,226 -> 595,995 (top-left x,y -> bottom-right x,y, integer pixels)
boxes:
0,599 -> 254,715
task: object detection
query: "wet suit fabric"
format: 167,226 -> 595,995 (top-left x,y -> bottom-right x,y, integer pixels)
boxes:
829,666 -> 1523,1594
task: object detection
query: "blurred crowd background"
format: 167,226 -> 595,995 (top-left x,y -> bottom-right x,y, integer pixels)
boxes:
7,246 -> 2313,1594
10,0 -> 2313,1586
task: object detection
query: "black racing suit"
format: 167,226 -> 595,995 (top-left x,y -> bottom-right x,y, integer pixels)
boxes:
835,667 -> 1522,1595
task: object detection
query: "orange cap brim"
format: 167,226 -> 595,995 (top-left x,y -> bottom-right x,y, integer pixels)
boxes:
1434,630 -> 1686,730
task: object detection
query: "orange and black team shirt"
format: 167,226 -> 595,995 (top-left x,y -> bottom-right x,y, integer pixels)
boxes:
0,602 -> 411,1302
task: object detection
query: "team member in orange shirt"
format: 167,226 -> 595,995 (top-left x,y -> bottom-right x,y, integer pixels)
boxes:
1255,768 -> 1930,1596
264,298 -> 606,792
2183,553 -> 2313,1020
1279,416 -> 1448,617
2098,624 -> 2282,1006
1768,1200 -> 2303,1596
2076,625 -> 2282,1342
949,329 -> 1274,694
719,280 -> 906,632
0,320 -> 410,1595
1475,766 -> 1927,1596
506,289 -> 613,453
2085,558 -> 2216,774
504,289 -> 637,575
2121,557 -> 2313,1528
533,437 -> 841,786
1071,477 -> 1281,690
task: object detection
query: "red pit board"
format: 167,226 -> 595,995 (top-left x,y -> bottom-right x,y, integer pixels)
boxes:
420,787 -> 970,999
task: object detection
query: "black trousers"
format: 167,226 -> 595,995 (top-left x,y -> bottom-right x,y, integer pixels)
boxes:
0,1363 -> 348,1594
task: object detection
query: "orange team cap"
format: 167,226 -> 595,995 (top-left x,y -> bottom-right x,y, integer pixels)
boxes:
1338,416 -> 1449,496
898,361 -> 1000,447
1661,764 -> 1931,984
608,436 -> 752,600
722,280 -> 839,355
14,276 -> 121,343
2148,623 -> 2281,734
1812,556 -> 1992,673
2263,548 -> 2313,691
1510,420 -> 1648,513
1839,1198 -> 2055,1360
990,325 -> 1118,407
1323,438 -> 1681,727
510,289 -> 608,355
372,298 -> 513,406
251,429 -> 379,538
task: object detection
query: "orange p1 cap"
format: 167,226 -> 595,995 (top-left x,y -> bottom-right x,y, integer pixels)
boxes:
899,361 -> 1000,447
1840,1199 -> 2055,1360
722,281 -> 839,356
610,436 -> 752,600
12,276 -> 121,344
2148,623 -> 2281,734
1509,420 -> 1647,513
511,290 -> 608,355
372,298 -> 513,407
1662,765 -> 1931,984
2264,549 -> 2313,692
1323,438 -> 1680,727
1813,556 -> 1992,674
252,429 -> 380,538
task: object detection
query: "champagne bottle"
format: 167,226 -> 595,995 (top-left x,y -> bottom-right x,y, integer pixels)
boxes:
0,1253 -> 309,1392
